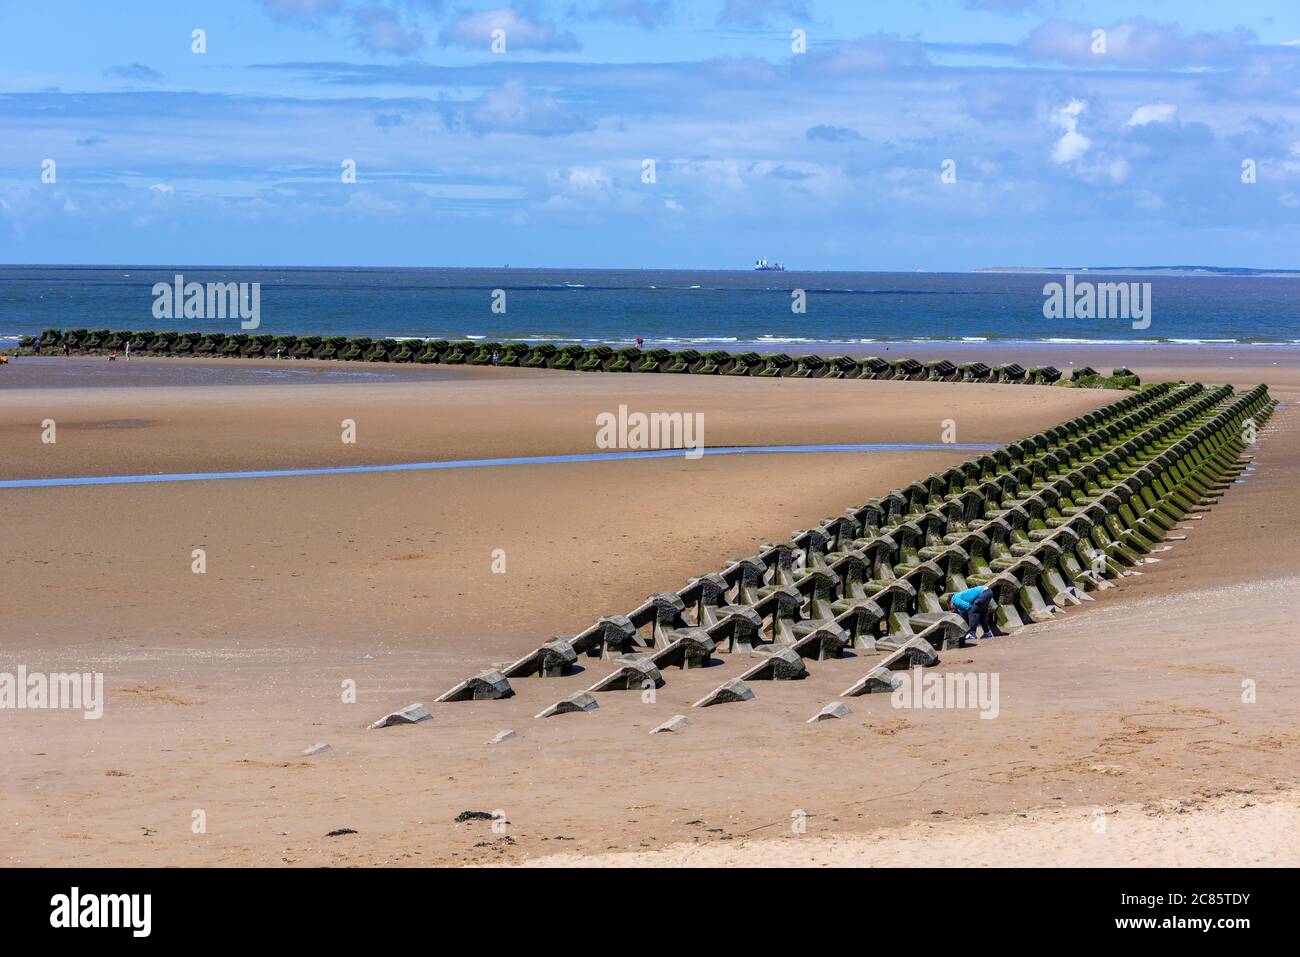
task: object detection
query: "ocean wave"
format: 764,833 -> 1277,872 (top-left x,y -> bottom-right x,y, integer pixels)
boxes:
1041,337 -> 1164,345
651,337 -> 739,343
8,330 -> 1300,350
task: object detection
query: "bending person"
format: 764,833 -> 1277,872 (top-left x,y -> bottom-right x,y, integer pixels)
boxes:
948,584 -> 1005,640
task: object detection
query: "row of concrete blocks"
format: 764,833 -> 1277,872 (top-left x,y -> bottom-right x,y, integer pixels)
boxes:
850,382 -> 1205,523
423,383 -> 1271,719
434,626 -> 943,719
540,384 -> 1258,707
807,384 -> 1259,625
31,329 -> 1101,387
542,383 -> 1231,649
850,386 -> 1188,527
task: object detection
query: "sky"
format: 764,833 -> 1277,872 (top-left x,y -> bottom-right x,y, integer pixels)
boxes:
2,0 -> 1300,270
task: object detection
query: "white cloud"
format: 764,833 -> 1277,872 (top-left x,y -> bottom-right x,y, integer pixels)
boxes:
1024,17 -> 1252,68
563,167 -> 611,191
539,165 -> 620,212
438,7 -> 579,51
1275,143 -> 1300,177
463,81 -> 592,135
1050,98 -> 1091,164
1127,103 -> 1177,127
353,3 -> 425,55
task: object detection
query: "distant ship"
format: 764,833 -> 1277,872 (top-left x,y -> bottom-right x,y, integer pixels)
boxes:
753,258 -> 786,272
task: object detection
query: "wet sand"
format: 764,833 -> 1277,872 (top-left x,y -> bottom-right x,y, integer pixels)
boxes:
0,356 -> 492,390
1,350 -> 1297,867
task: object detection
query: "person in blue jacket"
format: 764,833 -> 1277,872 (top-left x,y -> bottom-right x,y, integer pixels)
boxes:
949,584 -> 1005,640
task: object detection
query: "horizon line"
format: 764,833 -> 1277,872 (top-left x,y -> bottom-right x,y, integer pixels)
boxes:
2,263 -> 1298,275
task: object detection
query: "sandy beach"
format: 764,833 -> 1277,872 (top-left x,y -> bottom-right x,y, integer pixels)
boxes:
2,348 -> 1297,867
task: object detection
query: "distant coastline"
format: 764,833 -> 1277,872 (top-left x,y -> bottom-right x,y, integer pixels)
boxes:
975,265 -> 1300,277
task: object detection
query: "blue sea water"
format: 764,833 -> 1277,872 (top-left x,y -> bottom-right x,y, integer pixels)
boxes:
0,443 -> 999,491
1,265 -> 1297,347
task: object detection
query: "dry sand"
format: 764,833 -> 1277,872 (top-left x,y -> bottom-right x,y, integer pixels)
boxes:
1,350 -> 1297,867
521,788 -> 1300,868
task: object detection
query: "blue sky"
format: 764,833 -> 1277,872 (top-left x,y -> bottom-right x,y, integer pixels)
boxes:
2,0 -> 1300,269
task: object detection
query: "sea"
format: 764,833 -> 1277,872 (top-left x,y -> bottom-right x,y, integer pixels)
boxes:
1,265 -> 1297,349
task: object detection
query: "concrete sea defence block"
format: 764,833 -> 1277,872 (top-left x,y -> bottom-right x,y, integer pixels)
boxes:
790,354 -> 828,378
662,348 -> 700,373
842,634 -> 935,696
369,703 -> 432,728
548,344 -> 586,369
738,646 -> 808,681
910,611 -> 969,650
651,628 -> 716,669
576,345 -> 614,371
710,605 -> 765,654
693,678 -> 755,708
696,349 -> 736,374
501,638 -> 578,678
880,636 -> 940,670
889,357 -> 924,380
650,715 -> 689,734
841,666 -> 902,697
585,657 -> 662,692
826,355 -> 860,378
756,352 -> 794,377
626,591 -> 690,648
808,701 -> 852,722
570,615 -> 638,659
993,362 -> 1026,383
435,669 -> 514,703
790,620 -> 850,660
924,359 -> 958,381
535,692 -> 600,718
957,361 -> 992,381
858,356 -> 891,378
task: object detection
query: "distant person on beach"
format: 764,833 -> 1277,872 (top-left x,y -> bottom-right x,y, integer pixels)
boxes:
949,584 -> 1004,640
124,341 -> 130,360
63,342 -> 70,357
635,336 -> 644,349
491,348 -> 499,366
108,350 -> 117,362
